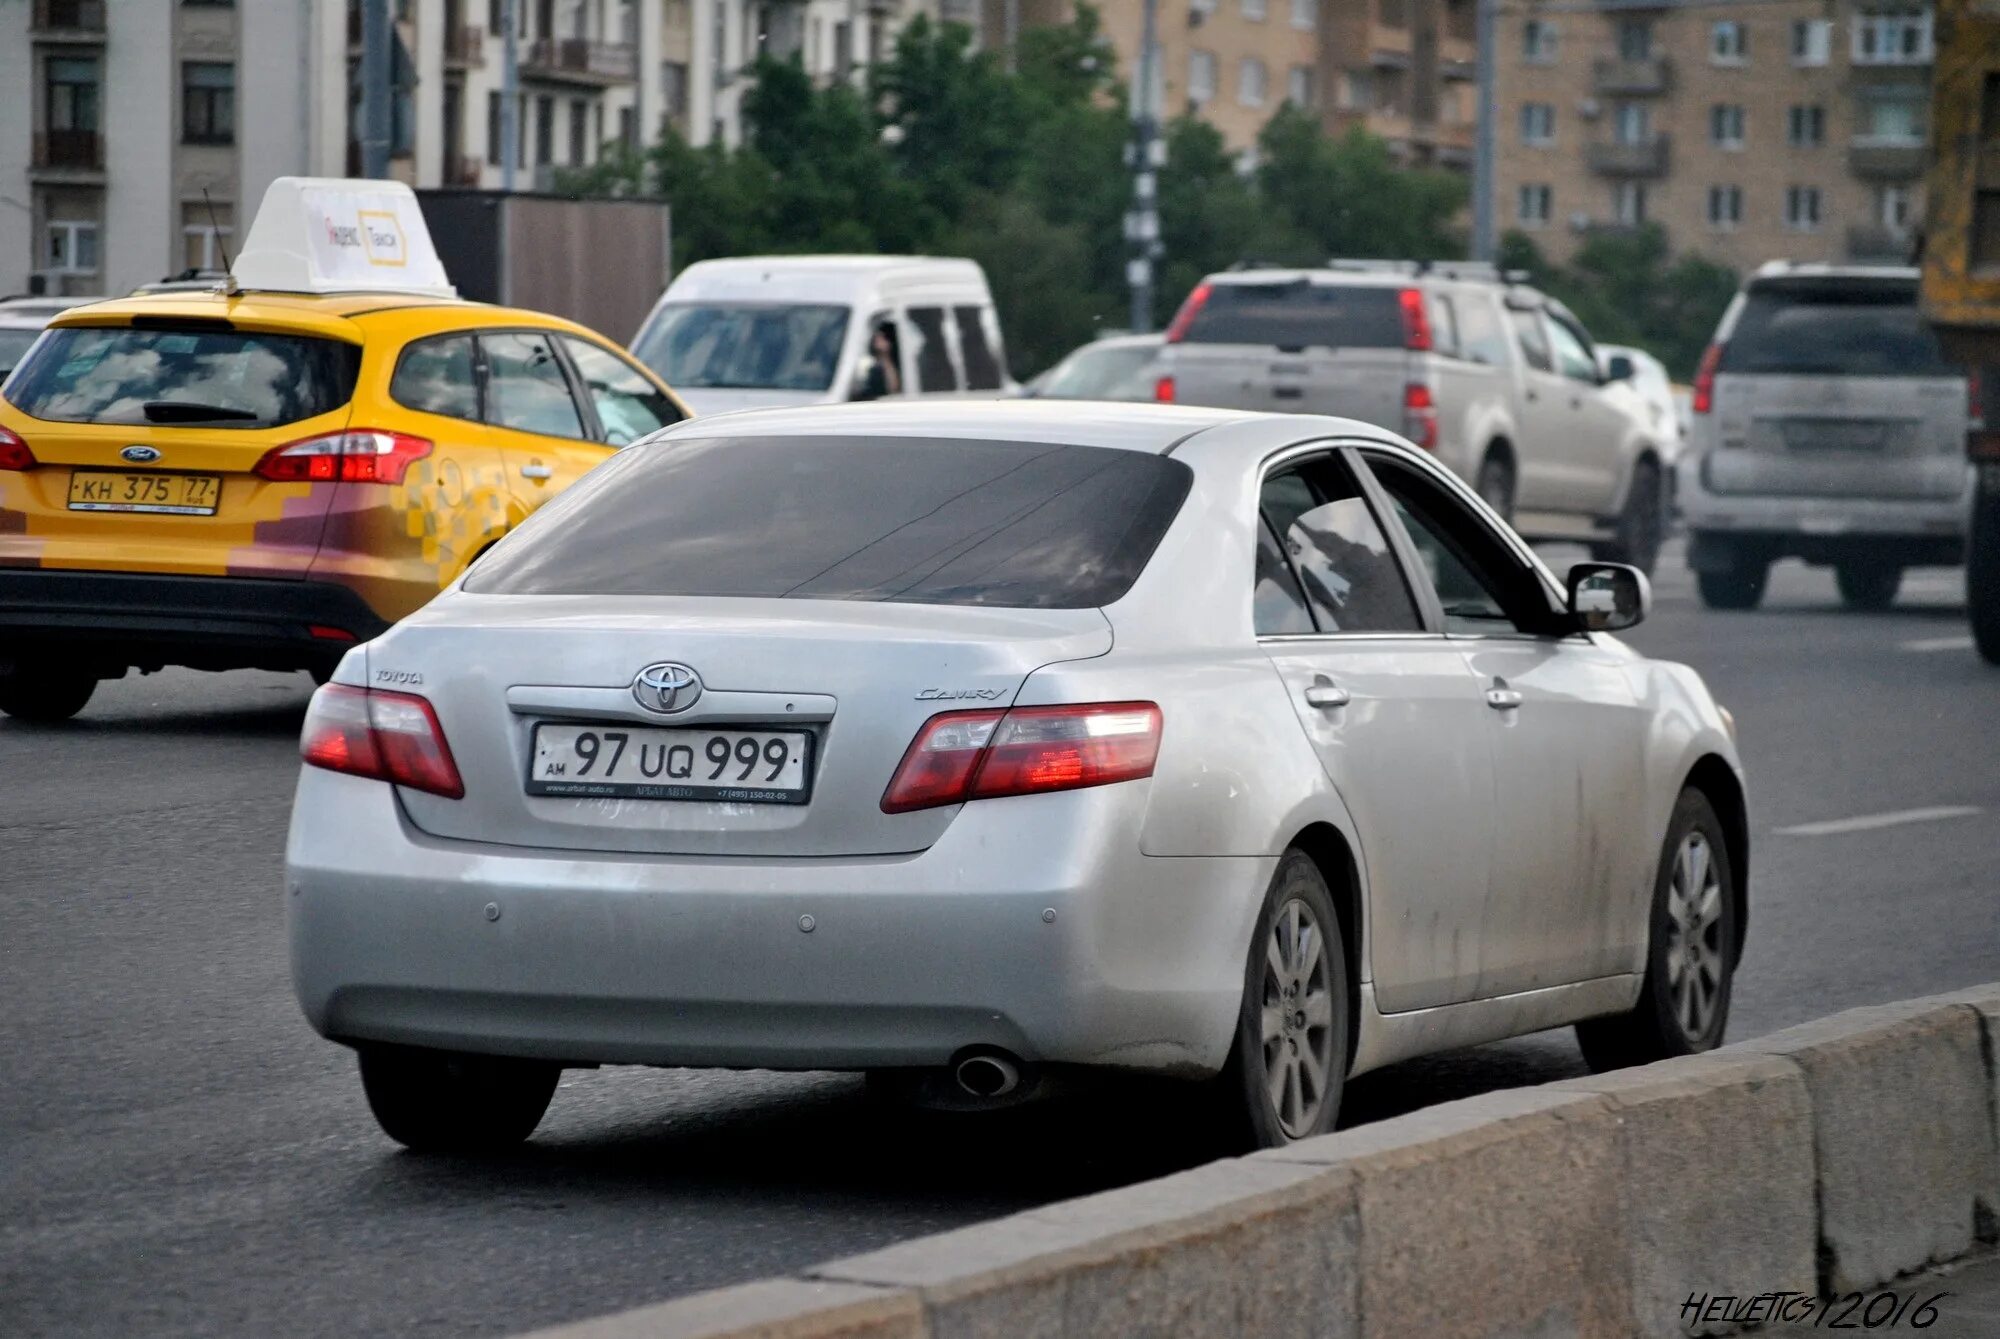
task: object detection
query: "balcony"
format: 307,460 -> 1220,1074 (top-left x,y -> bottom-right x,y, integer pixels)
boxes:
1847,223 -> 1914,262
32,129 -> 103,173
445,24 -> 486,70
1588,135 -> 1670,176
1439,57 -> 1475,81
522,38 -> 637,85
1848,139 -> 1926,179
32,0 -> 106,38
1592,57 -> 1672,97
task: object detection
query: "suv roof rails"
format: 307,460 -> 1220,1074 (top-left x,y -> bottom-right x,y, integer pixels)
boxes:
1321,258 -> 1520,284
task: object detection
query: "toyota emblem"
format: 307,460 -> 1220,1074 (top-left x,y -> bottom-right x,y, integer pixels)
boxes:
632,662 -> 702,714
120,445 -> 162,463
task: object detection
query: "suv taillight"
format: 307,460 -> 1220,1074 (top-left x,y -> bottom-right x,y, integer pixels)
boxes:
881,702 -> 1163,814
0,426 -> 33,471
1164,283 -> 1212,344
1154,375 -> 1177,403
255,429 -> 432,484
300,683 -> 464,798
1692,343 -> 1724,416
1402,382 -> 1438,450
1398,287 -> 1433,352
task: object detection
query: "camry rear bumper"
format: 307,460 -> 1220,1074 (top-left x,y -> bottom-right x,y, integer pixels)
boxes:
286,769 -> 1265,1076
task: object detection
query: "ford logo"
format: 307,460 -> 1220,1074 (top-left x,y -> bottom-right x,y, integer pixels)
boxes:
631,662 -> 702,714
120,445 -> 162,464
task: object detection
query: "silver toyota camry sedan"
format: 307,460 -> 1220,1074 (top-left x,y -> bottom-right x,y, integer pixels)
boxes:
286,401 -> 1747,1152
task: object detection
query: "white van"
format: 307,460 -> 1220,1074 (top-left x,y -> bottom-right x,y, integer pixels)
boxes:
628,256 -> 1015,416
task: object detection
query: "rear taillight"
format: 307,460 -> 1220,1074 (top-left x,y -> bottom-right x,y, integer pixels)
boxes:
1163,283 -> 1212,344
1968,368 -> 1985,433
1402,382 -> 1438,450
1692,343 -> 1723,416
881,702 -> 1162,814
1398,287 -> 1433,352
255,429 -> 432,484
300,683 -> 464,798
1153,375 -> 1177,403
0,426 -> 34,471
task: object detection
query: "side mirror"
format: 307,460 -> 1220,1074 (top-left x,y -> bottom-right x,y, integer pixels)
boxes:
1603,354 -> 1636,383
1567,561 -> 1650,633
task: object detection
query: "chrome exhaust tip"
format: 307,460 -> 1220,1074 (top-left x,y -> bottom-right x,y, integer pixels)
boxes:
953,1052 -> 1021,1099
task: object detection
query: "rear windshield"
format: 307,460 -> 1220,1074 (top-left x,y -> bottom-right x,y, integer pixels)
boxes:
630,303 -> 851,392
466,435 -> 1194,608
4,324 -> 361,427
1181,282 -> 1403,350
1720,283 -> 1958,378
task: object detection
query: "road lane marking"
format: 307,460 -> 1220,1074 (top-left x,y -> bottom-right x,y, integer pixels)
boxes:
1774,805 -> 1983,837
1901,635 -> 1976,653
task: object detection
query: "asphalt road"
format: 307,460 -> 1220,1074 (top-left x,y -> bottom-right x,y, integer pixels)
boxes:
6,545 -> 2000,1338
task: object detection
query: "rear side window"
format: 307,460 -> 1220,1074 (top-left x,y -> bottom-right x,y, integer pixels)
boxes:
391,334 -> 479,420
1509,310 -> 1554,373
466,436 -> 1193,608
954,306 -> 1004,390
5,324 -> 359,427
907,307 -> 959,391
1457,296 -> 1509,367
1720,283 -> 1957,377
1427,293 -> 1460,358
1180,282 -> 1404,350
483,331 -> 586,439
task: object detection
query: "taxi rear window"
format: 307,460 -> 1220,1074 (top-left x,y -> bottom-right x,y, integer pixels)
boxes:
4,323 -> 361,428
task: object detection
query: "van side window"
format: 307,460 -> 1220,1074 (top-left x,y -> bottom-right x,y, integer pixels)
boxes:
1427,293 -> 1461,359
1457,296 -> 1509,367
1509,309 -> 1554,373
907,307 -> 960,392
954,306 -> 1004,390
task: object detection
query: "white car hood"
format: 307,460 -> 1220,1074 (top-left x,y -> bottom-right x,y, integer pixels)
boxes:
673,387 -> 834,417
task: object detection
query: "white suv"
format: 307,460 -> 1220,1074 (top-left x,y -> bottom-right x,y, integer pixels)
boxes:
1152,261 -> 1669,572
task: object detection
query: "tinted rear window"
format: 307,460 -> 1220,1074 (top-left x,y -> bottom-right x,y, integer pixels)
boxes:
1182,282 -> 1403,350
1720,283 -> 1958,377
466,436 -> 1193,608
4,324 -> 361,427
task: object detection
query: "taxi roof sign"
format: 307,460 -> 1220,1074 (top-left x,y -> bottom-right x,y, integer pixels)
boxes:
232,177 -> 455,298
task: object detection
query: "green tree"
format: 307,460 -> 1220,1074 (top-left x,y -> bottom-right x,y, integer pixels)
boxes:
1256,109 -> 1467,263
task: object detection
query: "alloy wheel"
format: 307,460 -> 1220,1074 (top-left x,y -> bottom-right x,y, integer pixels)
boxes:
1260,898 -> 1337,1138
1662,831 -> 1725,1041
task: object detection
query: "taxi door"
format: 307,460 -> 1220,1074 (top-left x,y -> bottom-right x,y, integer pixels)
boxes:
477,329 -> 613,516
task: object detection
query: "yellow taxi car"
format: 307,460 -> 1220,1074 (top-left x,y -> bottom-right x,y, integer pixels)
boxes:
0,178 -> 686,721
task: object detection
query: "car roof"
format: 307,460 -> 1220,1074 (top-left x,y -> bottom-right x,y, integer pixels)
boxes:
42,288 -> 611,345
664,399 -> 1271,452
1749,261 -> 1919,285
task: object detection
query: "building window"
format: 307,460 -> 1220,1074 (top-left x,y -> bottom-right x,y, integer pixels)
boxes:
1617,19 -> 1652,61
1707,184 -> 1743,229
1710,21 -> 1747,64
46,56 -> 101,134
1791,18 -> 1831,64
1290,0 -> 1316,30
1860,92 -> 1927,144
181,200 -> 234,270
1785,185 -> 1822,231
46,220 -> 99,273
1243,0 -> 1267,20
1517,183 -> 1552,226
1520,102 -> 1555,146
181,62 -> 235,145
569,97 -> 587,164
1709,103 -> 1745,149
1286,65 -> 1315,107
1880,183 -> 1916,231
1238,57 -> 1268,107
1614,102 -> 1650,146
487,90 -> 503,164
1853,11 -> 1933,64
534,94 -> 554,165
662,61 -> 689,120
1522,18 -> 1557,64
1339,68 -> 1374,110
1788,104 -> 1825,146
1189,49 -> 1218,104
1615,181 -> 1648,225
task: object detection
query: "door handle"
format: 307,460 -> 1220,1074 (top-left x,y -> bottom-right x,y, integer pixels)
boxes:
1304,683 -> 1351,710
1525,389 -> 1539,402
1486,687 -> 1523,710
520,463 -> 553,481
1272,386 -> 1304,401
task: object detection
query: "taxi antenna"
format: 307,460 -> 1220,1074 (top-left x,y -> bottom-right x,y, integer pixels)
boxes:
204,188 -> 240,296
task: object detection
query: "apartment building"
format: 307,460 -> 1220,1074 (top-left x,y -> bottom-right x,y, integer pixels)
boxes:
1318,0 -> 1477,168
1496,0 -> 1935,268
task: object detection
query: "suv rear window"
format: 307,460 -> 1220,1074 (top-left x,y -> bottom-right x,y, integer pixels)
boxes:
4,324 -> 361,427
1720,282 -> 1958,377
1181,282 -> 1404,350
466,436 -> 1193,608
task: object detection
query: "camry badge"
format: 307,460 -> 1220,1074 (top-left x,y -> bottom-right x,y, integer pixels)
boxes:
120,445 -> 162,463
632,662 -> 702,714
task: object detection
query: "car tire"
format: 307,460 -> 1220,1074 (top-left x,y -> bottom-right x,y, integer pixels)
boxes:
1218,850 -> 1349,1149
1476,453 -> 1515,524
1834,563 -> 1901,611
1592,459 -> 1663,576
358,1044 -> 560,1152
1695,559 -> 1768,611
1576,789 -> 1737,1072
0,669 -> 97,722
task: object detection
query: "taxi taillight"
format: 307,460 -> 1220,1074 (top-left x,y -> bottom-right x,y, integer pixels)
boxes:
881,702 -> 1162,814
255,429 -> 433,485
0,426 -> 35,471
300,683 -> 464,799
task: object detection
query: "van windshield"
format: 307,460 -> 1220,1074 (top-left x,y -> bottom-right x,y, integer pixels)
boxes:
631,303 -> 851,392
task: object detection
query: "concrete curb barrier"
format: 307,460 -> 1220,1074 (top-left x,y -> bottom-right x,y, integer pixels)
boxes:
518,986 -> 2000,1339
